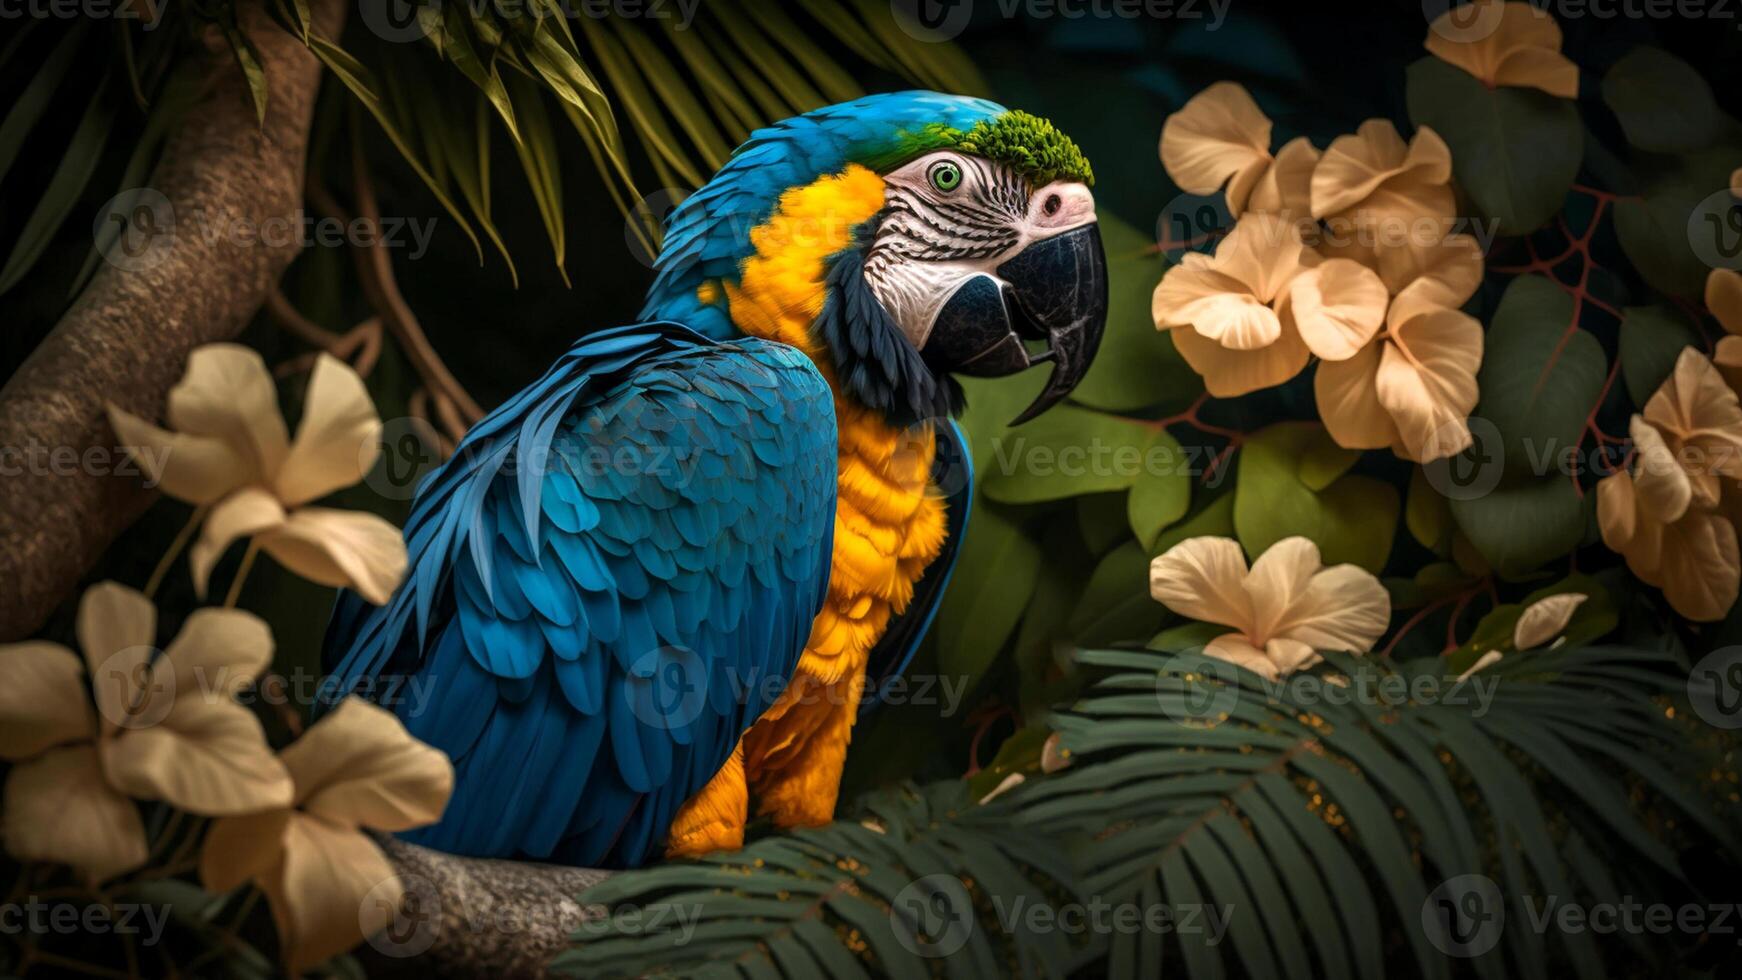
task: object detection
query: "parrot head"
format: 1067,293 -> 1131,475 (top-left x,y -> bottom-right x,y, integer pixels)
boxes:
641,93 -> 1107,427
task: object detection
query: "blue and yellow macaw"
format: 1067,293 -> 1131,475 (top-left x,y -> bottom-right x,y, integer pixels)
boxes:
322,92 -> 1105,868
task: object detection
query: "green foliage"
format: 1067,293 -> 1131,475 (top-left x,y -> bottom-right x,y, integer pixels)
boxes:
1618,304 -> 1701,404
1601,47 -> 1728,155
1234,423 -> 1399,573
563,646 -> 1739,979
1406,57 -> 1581,235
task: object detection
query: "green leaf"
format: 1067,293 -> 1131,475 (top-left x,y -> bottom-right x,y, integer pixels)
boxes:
981,406 -> 1164,504
0,21 -> 86,188
1618,304 -> 1701,404
935,504 -> 1042,687
1078,491 -> 1134,555
0,70 -> 115,297
1153,490 -> 1236,556
1297,439 -> 1360,493
1072,214 -> 1201,413
1235,423 -> 1399,572
1068,541 -> 1168,646
1406,57 -> 1580,234
1448,475 -> 1586,576
1474,275 -> 1607,476
1601,46 -> 1725,153
1127,436 -> 1191,550
222,22 -> 268,125
1615,150 -> 1742,298
504,76 -> 568,283
305,34 -> 482,261
1406,466 -> 1453,552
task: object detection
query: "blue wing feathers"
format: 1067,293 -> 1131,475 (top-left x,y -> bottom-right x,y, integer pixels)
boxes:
323,322 -> 836,868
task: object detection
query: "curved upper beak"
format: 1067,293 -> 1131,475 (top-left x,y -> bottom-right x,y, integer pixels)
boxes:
922,217 -> 1109,426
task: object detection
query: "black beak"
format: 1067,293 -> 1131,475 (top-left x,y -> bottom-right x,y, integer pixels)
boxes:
922,223 -> 1108,425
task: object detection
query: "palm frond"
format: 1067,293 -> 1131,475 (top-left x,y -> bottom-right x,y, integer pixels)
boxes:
562,646 -> 1740,979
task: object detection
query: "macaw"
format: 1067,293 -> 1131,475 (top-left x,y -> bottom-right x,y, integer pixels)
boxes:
321,92 -> 1106,869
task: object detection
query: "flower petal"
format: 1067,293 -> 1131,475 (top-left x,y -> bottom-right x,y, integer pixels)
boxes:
1315,341 -> 1401,450
1376,306 -> 1484,462
1513,593 -> 1587,650
76,582 -> 157,732
1160,82 -> 1273,210
257,508 -> 409,605
106,406 -> 254,505
276,354 -> 384,507
1377,232 -> 1484,306
280,698 -> 453,832
1246,538 -> 1390,653
1248,136 -> 1320,217
168,344 -> 290,479
265,814 -> 402,975
1172,315 -> 1311,397
1313,120 -> 1455,233
3,746 -> 147,879
1203,634 -> 1281,680
1289,259 -> 1389,360
1214,212 -> 1305,303
1630,416 -> 1693,524
1150,536 -> 1255,632
190,487 -> 289,599
1264,637 -> 1322,675
201,809 -> 292,894
1658,510 -> 1741,622
162,607 -> 276,701
1426,0 -> 1578,98
101,697 -> 294,816
1643,349 -> 1742,499
0,642 -> 95,759
1712,268 -> 1742,337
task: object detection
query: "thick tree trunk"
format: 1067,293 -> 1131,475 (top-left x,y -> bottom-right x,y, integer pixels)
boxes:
0,0 -> 344,639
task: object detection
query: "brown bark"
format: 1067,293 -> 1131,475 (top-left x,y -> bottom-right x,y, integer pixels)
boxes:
362,837 -> 613,980
0,0 -> 345,640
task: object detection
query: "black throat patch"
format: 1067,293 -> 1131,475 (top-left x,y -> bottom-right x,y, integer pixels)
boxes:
813,219 -> 964,428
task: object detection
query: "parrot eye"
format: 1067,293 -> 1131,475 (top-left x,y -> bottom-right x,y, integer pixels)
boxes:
927,160 -> 963,193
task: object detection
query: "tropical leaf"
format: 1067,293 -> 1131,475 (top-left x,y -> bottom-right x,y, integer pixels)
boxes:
562,645 -> 1737,978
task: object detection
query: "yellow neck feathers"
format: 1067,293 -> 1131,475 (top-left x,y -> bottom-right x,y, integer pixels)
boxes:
712,164 -> 948,685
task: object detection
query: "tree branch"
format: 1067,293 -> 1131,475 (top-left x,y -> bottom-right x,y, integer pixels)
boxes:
0,0 -> 344,640
361,838 -> 612,980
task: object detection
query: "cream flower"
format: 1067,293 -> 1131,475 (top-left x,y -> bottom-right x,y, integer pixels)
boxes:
1598,350 -> 1742,621
1160,82 -> 1319,217
1457,592 -> 1586,680
1148,536 -> 1391,680
108,346 -> 407,604
1425,0 -> 1580,99
0,583 -> 289,879
201,698 -> 452,975
1311,120 -> 1456,253
1707,268 -> 1742,391
1153,213 -> 1388,396
1314,281 -> 1484,462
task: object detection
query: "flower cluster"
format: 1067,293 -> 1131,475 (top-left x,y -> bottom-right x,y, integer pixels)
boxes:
1597,270 -> 1742,621
1154,79 -> 1486,463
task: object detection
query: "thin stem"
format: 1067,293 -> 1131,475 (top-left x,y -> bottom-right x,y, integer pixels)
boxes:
223,542 -> 260,609
143,505 -> 207,600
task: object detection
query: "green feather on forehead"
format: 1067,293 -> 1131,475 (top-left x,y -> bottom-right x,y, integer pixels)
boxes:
861,111 -> 1095,188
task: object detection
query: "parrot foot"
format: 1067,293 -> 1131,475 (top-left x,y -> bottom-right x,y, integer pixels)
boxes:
665,743 -> 747,859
